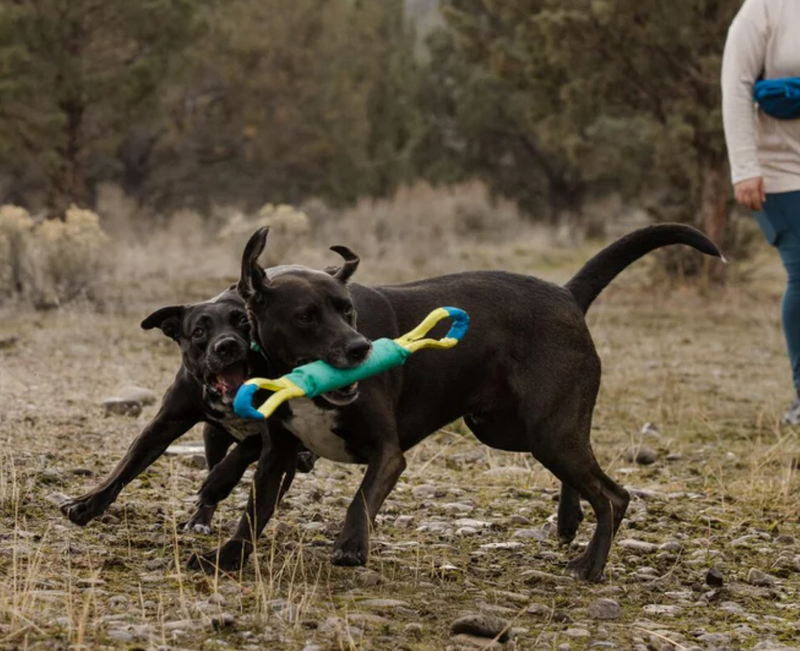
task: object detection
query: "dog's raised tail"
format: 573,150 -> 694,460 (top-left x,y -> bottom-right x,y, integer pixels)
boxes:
566,223 -> 725,314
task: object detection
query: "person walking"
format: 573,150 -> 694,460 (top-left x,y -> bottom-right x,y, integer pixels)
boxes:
722,0 -> 800,423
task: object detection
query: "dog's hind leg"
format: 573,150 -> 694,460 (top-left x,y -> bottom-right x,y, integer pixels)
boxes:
465,412 -> 584,542
557,484 -> 584,545
528,422 -> 628,582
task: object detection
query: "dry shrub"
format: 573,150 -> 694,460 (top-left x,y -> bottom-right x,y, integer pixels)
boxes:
310,182 -> 529,280
0,204 -> 110,308
218,203 -> 311,267
87,181 -> 547,304
0,205 -> 35,299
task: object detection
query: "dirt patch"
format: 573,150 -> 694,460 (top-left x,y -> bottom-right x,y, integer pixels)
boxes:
1,241 -> 798,650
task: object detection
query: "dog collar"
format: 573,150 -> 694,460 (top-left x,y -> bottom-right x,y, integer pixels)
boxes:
250,340 -> 268,360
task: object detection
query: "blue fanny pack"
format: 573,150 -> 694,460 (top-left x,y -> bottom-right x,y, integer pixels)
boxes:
754,77 -> 800,120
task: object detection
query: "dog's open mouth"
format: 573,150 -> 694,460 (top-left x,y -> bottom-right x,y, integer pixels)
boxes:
321,382 -> 359,406
206,361 -> 249,405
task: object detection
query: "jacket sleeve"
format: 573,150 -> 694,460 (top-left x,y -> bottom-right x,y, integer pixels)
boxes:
721,0 -> 769,185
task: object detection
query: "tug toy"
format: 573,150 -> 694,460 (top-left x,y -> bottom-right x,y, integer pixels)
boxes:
233,307 -> 469,420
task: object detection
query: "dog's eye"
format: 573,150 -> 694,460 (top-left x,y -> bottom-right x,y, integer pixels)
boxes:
297,311 -> 315,325
238,315 -> 250,328
192,327 -> 205,339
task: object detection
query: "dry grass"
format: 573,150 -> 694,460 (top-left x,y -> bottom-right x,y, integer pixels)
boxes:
1,188 -> 799,649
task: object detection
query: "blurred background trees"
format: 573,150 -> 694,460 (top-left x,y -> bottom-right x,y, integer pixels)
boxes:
0,0 -> 746,264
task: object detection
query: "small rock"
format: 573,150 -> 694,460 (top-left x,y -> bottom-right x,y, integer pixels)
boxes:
394,515 -> 414,528
641,422 -> 661,436
103,398 -> 142,417
747,568 -> 776,587
190,454 -> 208,470
565,628 -> 591,638
46,492 -> 71,507
212,612 -> 235,630
441,502 -> 474,513
404,623 -> 424,640
412,484 -> 441,499
450,614 -> 510,642
115,385 -> 158,405
100,513 -> 120,525
207,592 -> 226,606
635,447 -> 659,465
618,539 -> 659,553
588,599 -> 622,620
705,567 -> 724,587
642,605 -> 681,617
356,570 -> 384,587
164,619 -> 194,631
659,541 -> 682,553
509,514 -> 532,525
775,534 -> 796,546
512,528 -> 549,541
107,629 -> 135,643
456,526 -> 479,536
479,541 -> 523,551
454,518 -> 492,529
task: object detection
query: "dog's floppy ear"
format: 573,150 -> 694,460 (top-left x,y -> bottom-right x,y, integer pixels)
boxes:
238,227 -> 272,302
141,305 -> 185,341
327,245 -> 360,283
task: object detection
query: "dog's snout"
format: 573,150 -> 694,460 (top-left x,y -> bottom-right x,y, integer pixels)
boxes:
345,339 -> 371,364
213,337 -> 241,360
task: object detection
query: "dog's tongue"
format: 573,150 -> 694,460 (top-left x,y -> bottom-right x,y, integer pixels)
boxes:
214,362 -> 248,397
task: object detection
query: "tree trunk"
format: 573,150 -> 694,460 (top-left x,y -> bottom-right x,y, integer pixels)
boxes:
699,156 -> 730,281
49,97 -> 87,216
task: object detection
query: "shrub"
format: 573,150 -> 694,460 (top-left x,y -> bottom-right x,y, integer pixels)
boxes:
0,205 -> 111,308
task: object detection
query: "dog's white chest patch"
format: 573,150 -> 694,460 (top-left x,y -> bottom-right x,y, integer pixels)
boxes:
209,414 -> 265,442
284,399 -> 356,463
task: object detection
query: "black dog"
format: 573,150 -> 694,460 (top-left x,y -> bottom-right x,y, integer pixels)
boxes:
190,224 -> 722,582
59,286 -> 315,533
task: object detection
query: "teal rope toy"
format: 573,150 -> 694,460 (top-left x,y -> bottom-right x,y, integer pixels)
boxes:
233,307 -> 469,420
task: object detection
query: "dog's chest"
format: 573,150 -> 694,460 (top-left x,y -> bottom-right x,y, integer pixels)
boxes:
208,413 -> 264,442
283,399 -> 357,463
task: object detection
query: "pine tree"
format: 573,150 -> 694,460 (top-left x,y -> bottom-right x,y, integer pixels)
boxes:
0,0 -> 204,214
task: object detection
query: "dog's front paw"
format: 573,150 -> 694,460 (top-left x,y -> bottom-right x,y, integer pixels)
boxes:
296,450 -> 317,474
566,552 -> 604,583
183,504 -> 215,535
331,534 -> 369,567
59,494 -> 104,526
188,541 -> 249,574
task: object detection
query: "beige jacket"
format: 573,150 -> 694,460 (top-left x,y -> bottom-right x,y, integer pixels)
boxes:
722,0 -> 800,193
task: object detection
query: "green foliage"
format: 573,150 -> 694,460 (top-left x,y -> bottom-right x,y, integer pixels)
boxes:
138,0 -> 420,209
418,0 -> 742,230
0,0 -> 205,213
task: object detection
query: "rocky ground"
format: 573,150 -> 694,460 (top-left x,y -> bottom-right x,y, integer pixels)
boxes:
1,242 -> 800,651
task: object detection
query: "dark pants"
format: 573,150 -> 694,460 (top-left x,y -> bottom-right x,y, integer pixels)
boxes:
754,190 -> 800,391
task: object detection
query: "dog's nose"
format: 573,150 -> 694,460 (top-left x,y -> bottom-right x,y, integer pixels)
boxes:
345,339 -> 371,364
214,337 -> 241,360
